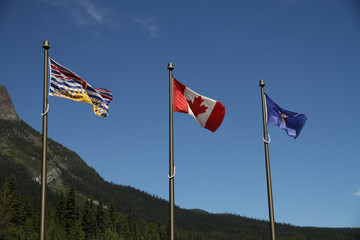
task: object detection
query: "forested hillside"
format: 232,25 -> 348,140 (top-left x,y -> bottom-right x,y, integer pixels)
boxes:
0,118 -> 359,239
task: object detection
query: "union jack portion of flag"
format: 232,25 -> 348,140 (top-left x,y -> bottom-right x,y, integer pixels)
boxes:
49,58 -> 113,117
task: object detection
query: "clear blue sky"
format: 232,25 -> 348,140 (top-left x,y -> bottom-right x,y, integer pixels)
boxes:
1,0 -> 359,228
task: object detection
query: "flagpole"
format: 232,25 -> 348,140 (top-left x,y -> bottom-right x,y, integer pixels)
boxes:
40,40 -> 50,240
168,62 -> 175,240
259,80 -> 276,240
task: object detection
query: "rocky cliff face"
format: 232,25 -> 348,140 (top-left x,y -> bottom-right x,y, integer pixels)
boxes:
0,85 -> 19,121
0,85 -> 64,187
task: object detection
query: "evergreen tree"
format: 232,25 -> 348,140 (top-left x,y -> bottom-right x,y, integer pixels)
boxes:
82,199 -> 97,240
64,185 -> 78,234
55,191 -> 66,227
120,207 -> 135,240
103,226 -> 120,240
96,199 -> 106,238
142,220 -> 161,240
157,222 -> 167,240
45,202 -> 55,240
8,177 -> 22,227
0,177 -> 19,239
107,201 -> 117,231
21,196 -> 38,240
67,218 -> 85,240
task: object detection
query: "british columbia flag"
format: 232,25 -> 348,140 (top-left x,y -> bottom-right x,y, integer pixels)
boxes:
49,58 -> 113,117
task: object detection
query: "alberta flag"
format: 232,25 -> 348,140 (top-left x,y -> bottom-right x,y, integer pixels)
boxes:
49,58 -> 113,117
265,94 -> 307,138
173,78 -> 225,132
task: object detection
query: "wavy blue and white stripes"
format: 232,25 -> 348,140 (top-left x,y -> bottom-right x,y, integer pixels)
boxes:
49,58 -> 113,117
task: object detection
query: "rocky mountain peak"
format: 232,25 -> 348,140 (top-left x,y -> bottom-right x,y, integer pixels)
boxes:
0,85 -> 19,121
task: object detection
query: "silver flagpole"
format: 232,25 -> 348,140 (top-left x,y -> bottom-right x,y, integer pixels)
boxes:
168,62 -> 175,240
40,40 -> 50,240
259,80 -> 276,240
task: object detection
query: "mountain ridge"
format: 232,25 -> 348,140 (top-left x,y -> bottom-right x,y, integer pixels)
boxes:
0,85 -> 18,121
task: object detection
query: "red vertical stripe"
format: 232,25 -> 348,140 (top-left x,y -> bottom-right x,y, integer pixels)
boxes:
173,78 -> 189,114
204,101 -> 226,132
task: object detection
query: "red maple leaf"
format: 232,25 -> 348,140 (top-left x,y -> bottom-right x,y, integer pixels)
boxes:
187,96 -> 208,117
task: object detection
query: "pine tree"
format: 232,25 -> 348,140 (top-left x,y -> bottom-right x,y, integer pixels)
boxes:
8,176 -> 22,227
46,202 -> 60,240
107,201 -> 117,231
157,222 -> 167,240
103,227 -> 120,240
120,207 -> 135,240
21,196 -> 38,240
67,218 -> 85,240
56,191 -> 66,227
64,185 -> 77,234
82,199 -> 97,240
96,199 -> 106,238
0,177 -> 19,239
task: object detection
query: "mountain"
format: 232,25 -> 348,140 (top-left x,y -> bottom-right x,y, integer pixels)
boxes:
0,85 -> 19,121
0,85 -> 359,239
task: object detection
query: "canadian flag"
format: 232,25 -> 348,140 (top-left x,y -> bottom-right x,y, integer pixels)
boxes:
173,78 -> 225,132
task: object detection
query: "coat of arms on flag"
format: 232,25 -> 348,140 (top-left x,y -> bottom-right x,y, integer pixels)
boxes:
265,94 -> 307,138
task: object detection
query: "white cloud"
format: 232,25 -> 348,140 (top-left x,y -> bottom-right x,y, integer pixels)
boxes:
134,17 -> 159,38
41,0 -> 158,34
77,0 -> 104,24
353,188 -> 360,197
40,0 -> 108,27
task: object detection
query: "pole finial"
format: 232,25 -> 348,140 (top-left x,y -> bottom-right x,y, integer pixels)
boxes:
167,62 -> 174,70
259,80 -> 265,87
42,41 -> 50,49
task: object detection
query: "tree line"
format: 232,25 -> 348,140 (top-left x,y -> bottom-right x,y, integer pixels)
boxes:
0,177 -> 168,240
0,119 -> 359,240
1,177 -> 359,240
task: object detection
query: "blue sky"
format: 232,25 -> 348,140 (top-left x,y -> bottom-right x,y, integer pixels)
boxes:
1,0 -> 359,228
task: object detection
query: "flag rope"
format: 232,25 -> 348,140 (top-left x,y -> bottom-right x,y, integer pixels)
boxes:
263,134 -> 271,144
41,103 -> 49,116
168,165 -> 176,179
